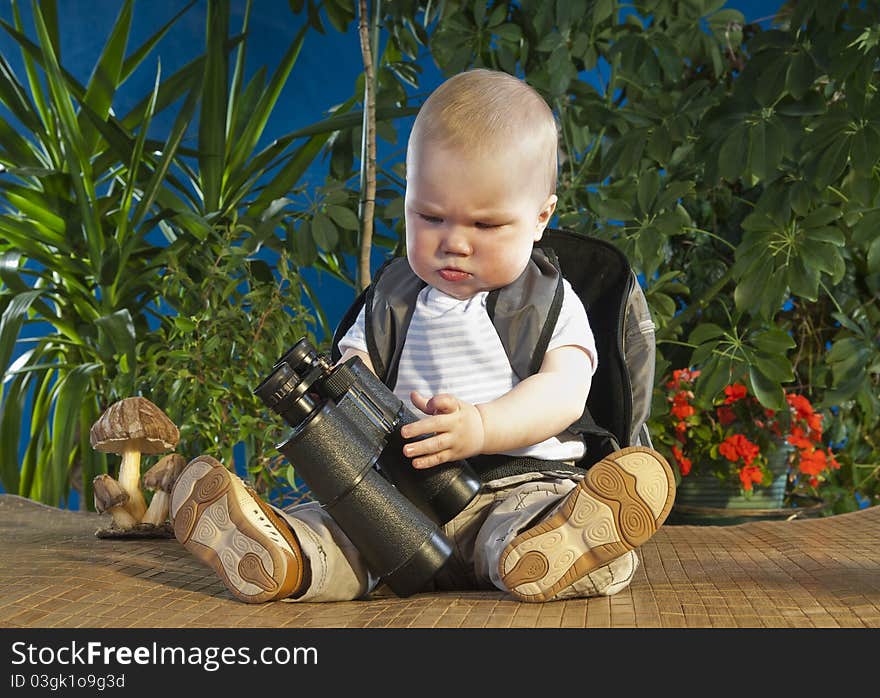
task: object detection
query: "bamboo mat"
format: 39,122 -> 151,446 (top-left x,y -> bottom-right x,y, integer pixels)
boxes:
1,493 -> 878,628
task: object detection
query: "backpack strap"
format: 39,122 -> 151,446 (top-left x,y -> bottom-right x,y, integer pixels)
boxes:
329,257 -> 425,381
332,248 -> 563,387
486,246 -> 564,380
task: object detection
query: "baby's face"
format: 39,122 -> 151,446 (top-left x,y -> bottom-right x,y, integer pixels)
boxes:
404,140 -> 556,300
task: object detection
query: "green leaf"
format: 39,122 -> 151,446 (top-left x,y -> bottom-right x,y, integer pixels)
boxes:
94,309 -> 137,392
690,323 -> 725,345
50,364 -> 99,506
79,0 -> 133,154
815,138 -> 850,187
0,290 -> 42,376
0,53 -> 43,135
718,125 -> 748,181
326,204 -> 360,231
785,49 -> 815,99
120,1 -> 196,81
311,212 -> 339,249
199,0 -> 229,212
750,328 -> 796,354
828,337 -> 870,384
698,357 -> 732,402
734,254 -> 774,313
79,402 -> 105,511
799,239 -> 843,275
754,52 -> 789,107
0,369 -> 30,492
591,196 -> 633,221
787,255 -> 820,301
248,133 -> 331,218
851,124 -> 880,174
227,22 -> 309,178
753,353 -> 794,383
32,3 -> 104,265
801,206 -> 841,229
749,365 -> 785,410
867,237 -> 880,273
285,464 -> 298,490
131,78 -> 201,229
637,169 -> 659,214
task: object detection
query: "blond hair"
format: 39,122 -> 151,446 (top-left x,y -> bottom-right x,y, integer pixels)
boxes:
408,69 -> 559,196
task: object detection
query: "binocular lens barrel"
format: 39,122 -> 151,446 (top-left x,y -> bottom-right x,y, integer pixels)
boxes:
275,397 -> 451,596
270,339 -> 482,524
255,339 -> 462,596
341,358 -> 482,524
253,362 -> 319,426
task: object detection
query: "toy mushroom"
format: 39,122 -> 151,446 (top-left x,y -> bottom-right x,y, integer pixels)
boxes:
93,474 -> 138,530
89,397 -> 179,522
141,453 -> 187,526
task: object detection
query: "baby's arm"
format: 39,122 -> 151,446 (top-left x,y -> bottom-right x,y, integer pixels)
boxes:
337,347 -> 375,373
400,345 -> 593,469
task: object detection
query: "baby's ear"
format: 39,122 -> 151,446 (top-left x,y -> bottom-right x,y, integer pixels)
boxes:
535,194 -> 558,240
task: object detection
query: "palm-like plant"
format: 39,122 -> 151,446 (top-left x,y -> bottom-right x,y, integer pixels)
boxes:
0,0 -> 418,509
0,0 -> 200,508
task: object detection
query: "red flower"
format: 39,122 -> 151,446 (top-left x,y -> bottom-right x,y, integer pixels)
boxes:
671,391 -> 694,420
716,406 -> 736,425
786,393 -> 814,420
668,368 -> 700,388
719,434 -> 760,466
798,448 -> 828,476
739,464 -> 764,491
671,403 -> 694,420
787,426 -> 813,450
723,383 -> 748,404
672,445 -> 692,476
660,374 -> 840,497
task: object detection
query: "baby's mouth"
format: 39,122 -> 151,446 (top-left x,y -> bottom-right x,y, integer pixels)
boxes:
438,268 -> 471,282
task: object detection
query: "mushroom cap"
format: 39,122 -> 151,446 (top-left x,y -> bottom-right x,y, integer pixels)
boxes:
90,397 -> 179,455
93,474 -> 130,513
143,453 -> 187,492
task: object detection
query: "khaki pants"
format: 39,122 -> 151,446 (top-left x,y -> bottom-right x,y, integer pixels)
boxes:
275,470 -> 638,603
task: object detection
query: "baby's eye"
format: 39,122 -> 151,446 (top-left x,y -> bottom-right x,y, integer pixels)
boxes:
475,221 -> 501,229
418,213 -> 443,224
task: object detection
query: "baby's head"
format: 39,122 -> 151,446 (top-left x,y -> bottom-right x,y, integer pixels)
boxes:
404,69 -> 559,299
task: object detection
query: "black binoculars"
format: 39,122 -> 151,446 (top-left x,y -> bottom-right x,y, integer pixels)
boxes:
254,338 -> 482,597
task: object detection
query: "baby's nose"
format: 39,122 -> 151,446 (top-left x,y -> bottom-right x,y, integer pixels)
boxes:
440,228 -> 472,255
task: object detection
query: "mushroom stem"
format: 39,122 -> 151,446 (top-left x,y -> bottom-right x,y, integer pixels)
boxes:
110,505 -> 139,529
141,491 -> 170,526
93,474 -> 138,530
118,449 -> 148,521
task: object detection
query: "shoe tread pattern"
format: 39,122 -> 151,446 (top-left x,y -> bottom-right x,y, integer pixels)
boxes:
500,446 -> 674,602
170,455 -> 304,603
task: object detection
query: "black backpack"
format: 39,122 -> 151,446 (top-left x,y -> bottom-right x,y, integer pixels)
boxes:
330,228 -> 656,470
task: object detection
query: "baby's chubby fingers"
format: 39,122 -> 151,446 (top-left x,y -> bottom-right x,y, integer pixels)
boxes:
402,432 -> 452,460
401,392 -> 459,439
410,391 -> 459,416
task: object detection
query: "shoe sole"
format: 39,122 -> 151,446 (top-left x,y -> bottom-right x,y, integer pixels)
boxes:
499,446 -> 675,602
170,455 -> 304,603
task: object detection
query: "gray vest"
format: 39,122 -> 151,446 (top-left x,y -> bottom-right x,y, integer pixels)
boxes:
362,247 -> 564,391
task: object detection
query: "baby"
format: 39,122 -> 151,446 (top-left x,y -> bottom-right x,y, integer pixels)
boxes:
170,68 -> 674,603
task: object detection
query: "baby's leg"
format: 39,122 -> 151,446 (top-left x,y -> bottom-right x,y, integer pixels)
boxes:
274,502 -> 378,602
482,447 -> 675,602
170,454 -> 376,603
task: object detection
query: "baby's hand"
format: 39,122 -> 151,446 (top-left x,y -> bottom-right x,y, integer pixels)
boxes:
399,392 -> 486,468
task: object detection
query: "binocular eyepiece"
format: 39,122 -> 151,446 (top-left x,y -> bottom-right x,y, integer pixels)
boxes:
254,338 -> 482,597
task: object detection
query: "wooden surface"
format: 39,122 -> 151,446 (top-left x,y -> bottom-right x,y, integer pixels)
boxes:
2,493 -> 879,628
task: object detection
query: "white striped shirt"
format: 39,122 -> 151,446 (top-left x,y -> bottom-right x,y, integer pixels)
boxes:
338,278 -> 597,461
